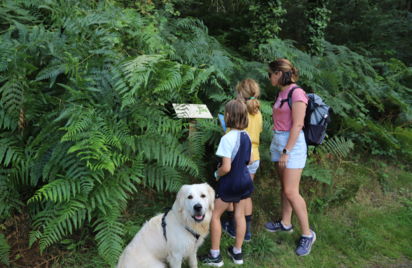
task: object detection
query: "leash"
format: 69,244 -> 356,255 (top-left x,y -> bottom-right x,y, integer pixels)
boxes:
161,208 -> 201,242
185,226 -> 200,241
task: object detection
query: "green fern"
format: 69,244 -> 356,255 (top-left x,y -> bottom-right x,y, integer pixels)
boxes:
318,136 -> 354,159
28,178 -> 84,203
0,173 -> 23,220
0,79 -> 25,122
143,164 -> 185,192
0,135 -> 24,167
31,199 -> 87,251
303,163 -> 333,185
393,127 -> 412,161
94,207 -> 124,266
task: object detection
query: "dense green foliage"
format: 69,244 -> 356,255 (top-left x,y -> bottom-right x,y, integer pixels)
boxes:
304,0 -> 331,55
0,0 -> 411,265
0,234 -> 10,265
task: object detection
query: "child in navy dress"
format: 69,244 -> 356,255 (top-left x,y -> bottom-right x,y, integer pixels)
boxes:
202,99 -> 253,266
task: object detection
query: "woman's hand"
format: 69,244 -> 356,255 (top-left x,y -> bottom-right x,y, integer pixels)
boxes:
279,153 -> 289,168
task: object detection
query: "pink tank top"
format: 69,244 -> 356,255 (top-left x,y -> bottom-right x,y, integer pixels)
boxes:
272,84 -> 308,131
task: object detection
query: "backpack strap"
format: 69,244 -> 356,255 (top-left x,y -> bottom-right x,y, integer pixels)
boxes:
279,86 -> 300,110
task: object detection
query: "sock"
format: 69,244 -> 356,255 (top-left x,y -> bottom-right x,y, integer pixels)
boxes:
210,249 -> 220,258
302,231 -> 313,238
280,221 -> 292,229
233,247 -> 242,254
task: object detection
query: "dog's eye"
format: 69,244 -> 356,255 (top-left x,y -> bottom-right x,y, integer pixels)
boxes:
201,194 -> 206,198
188,195 -> 193,199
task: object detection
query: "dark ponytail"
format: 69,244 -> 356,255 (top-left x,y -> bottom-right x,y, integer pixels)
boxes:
280,70 -> 293,85
268,58 -> 299,86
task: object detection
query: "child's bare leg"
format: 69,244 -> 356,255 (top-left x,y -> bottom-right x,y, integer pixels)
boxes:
233,198 -> 250,248
211,199 -> 231,250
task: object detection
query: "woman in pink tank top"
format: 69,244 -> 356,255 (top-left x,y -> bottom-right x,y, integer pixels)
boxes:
264,59 -> 316,256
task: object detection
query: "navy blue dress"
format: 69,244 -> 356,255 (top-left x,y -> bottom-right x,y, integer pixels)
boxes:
216,131 -> 254,203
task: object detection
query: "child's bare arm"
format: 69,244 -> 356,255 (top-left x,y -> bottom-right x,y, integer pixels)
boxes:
217,157 -> 231,177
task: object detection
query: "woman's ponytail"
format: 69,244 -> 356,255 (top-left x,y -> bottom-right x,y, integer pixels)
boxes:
291,66 -> 299,83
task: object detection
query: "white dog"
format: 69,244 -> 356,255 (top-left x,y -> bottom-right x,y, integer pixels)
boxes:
117,183 -> 215,268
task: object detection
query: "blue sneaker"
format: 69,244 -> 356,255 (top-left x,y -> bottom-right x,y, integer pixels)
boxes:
264,220 -> 294,233
295,230 -> 316,256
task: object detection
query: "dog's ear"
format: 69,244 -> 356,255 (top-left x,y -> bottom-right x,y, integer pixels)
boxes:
173,184 -> 189,213
205,183 -> 215,211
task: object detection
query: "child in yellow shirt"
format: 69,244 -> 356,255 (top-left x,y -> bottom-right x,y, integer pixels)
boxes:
222,78 -> 263,242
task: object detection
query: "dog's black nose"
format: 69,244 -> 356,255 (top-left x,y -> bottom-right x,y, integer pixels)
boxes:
194,204 -> 202,212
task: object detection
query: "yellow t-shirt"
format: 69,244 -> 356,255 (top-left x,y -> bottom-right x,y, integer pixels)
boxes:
245,111 -> 263,161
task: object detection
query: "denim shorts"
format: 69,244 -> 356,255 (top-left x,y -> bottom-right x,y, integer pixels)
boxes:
247,160 -> 260,174
270,130 -> 307,169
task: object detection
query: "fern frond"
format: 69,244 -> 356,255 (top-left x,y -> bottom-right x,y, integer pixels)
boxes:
115,54 -> 163,98
0,0 -> 39,24
143,164 -> 184,192
0,79 -> 25,121
0,103 -> 17,130
33,200 -> 87,252
152,62 -> 183,94
0,135 -> 24,167
94,208 -> 124,265
365,120 -> 400,149
317,136 -> 354,159
35,62 -> 67,87
28,177 -> 90,203
0,173 -> 23,219
135,134 -> 199,176
303,162 -> 333,185
60,109 -> 133,174
88,170 -> 141,213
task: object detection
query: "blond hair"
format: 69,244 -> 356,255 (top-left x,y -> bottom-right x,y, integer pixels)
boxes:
235,79 -> 260,115
225,99 -> 248,130
268,58 -> 299,86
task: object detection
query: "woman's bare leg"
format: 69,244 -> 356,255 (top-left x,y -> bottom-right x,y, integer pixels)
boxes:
281,168 -> 310,235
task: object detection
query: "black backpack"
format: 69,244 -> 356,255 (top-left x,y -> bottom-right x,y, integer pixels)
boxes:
279,86 -> 331,146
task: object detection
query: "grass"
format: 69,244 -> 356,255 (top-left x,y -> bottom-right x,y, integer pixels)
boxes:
52,157 -> 412,268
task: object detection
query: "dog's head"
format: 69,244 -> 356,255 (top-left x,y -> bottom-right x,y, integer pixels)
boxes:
172,183 -> 215,224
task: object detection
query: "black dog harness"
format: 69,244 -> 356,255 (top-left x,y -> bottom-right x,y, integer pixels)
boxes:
161,208 -> 200,242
